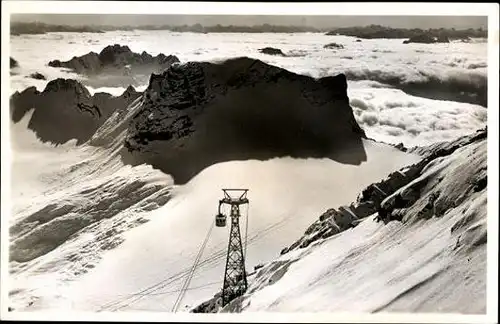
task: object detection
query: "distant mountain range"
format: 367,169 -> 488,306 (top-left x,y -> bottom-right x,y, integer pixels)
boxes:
11,22 -> 488,38
10,22 -> 323,35
325,24 -> 487,39
10,22 -> 105,35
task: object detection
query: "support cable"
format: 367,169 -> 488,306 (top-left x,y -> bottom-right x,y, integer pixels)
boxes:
172,221 -> 214,312
244,203 -> 249,259
99,195 -> 305,313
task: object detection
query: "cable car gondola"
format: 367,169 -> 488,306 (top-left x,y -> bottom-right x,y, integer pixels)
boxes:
215,213 -> 227,227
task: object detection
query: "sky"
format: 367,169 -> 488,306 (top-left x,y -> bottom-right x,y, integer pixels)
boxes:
11,14 -> 488,29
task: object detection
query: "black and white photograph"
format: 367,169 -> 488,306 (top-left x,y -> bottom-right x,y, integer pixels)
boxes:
1,2 -> 498,322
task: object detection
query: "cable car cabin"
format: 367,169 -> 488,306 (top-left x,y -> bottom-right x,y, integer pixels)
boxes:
215,213 -> 227,227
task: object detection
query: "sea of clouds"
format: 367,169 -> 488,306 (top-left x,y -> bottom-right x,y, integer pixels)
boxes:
9,30 -> 487,147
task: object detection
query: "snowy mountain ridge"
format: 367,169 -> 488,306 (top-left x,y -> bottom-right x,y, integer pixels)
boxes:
193,128 -> 487,313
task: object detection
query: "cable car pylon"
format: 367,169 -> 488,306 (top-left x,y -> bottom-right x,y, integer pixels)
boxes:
215,189 -> 249,308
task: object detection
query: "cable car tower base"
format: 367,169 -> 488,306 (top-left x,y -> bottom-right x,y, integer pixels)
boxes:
216,189 -> 249,308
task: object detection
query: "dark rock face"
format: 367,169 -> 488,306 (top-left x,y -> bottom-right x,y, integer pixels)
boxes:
48,44 -> 180,88
121,57 -> 367,184
28,72 -> 46,80
10,57 -> 19,68
258,47 -> 286,56
436,35 -> 450,43
403,34 -> 435,44
10,86 -> 39,123
403,34 -> 449,44
394,142 -> 407,152
10,79 -> 142,145
324,43 -> 344,49
190,292 -> 222,313
456,36 -> 472,43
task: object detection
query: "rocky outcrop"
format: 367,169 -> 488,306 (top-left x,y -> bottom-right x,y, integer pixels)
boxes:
10,57 -> 19,68
436,35 -> 450,43
403,34 -> 450,44
258,47 -> 286,56
191,292 -> 222,313
28,72 -> 46,80
279,127 -> 487,255
403,34 -> 435,44
406,127 -> 487,157
324,42 -> 344,49
280,161 -> 425,254
48,44 -> 180,87
121,57 -> 367,184
455,36 -> 472,43
10,79 -> 142,145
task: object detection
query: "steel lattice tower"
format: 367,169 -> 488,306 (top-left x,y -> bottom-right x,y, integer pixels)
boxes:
217,189 -> 249,307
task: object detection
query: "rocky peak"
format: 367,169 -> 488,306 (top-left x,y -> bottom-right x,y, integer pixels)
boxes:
144,60 -> 207,109
143,57 -> 351,107
324,42 -> 345,49
98,44 -> 133,64
43,78 -> 91,98
121,85 -> 139,99
10,87 -> 40,123
13,86 -> 40,97
157,53 -> 180,66
259,47 -> 286,56
123,57 -> 366,184
10,57 -> 19,68
10,79 -> 140,146
47,44 -> 180,88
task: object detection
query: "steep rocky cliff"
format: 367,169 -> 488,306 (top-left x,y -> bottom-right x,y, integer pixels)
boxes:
13,57 -> 368,183
10,80 -> 141,145
120,57 -> 367,183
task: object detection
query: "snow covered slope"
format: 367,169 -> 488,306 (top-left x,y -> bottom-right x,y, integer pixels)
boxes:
212,130 -> 488,314
22,139 -> 418,313
8,111 -> 174,311
7,56 -> 424,313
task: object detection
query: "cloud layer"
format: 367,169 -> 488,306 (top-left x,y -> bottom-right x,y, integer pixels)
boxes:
10,31 -> 487,147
